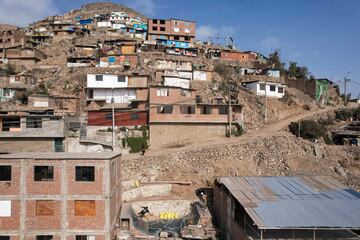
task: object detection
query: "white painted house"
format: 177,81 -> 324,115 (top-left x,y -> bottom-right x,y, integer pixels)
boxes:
87,74 -> 136,104
245,81 -> 286,98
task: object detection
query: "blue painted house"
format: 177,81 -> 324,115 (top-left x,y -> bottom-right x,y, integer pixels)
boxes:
157,39 -> 190,49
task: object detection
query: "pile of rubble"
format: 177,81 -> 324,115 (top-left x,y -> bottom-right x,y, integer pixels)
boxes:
123,131 -> 360,191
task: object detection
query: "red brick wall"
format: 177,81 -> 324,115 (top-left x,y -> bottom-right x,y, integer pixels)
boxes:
67,164 -> 105,196
0,199 -> 20,230
26,161 -> 61,195
87,110 -> 148,126
0,160 -> 20,195
67,200 -> 105,230
220,51 -> 257,62
25,200 -> 61,230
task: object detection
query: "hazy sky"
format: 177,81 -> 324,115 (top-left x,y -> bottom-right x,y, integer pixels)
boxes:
1,0 -> 359,97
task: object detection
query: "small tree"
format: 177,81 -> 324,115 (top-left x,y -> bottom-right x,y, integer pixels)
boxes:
289,120 -> 326,140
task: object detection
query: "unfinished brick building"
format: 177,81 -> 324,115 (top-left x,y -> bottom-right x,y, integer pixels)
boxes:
147,18 -> 196,43
149,86 -> 243,146
0,152 -> 122,240
0,24 -> 27,47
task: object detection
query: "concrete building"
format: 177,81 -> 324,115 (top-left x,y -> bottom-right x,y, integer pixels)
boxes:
147,18 -> 196,43
149,86 -> 243,146
0,152 -> 122,240
0,46 -> 46,66
244,81 -> 286,98
214,176 -> 360,240
0,110 -> 66,153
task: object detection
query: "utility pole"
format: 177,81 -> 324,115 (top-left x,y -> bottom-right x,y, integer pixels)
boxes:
264,80 -> 268,123
344,74 -> 350,106
111,88 -> 116,151
228,82 -> 232,138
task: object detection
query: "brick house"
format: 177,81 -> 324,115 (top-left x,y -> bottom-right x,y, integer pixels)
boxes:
0,152 -> 122,240
149,86 -> 243,146
147,18 -> 196,43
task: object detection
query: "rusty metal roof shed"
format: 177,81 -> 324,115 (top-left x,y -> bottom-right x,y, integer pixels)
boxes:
217,176 -> 360,230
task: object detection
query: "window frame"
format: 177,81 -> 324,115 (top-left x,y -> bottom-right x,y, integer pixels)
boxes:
117,76 -> 126,82
0,166 -> 11,181
259,84 -> 266,91
270,85 -> 276,92
95,75 -> 103,81
36,236 -> 53,240
26,117 -> 42,129
75,166 -> 95,182
34,166 -> 54,182
278,87 -> 284,93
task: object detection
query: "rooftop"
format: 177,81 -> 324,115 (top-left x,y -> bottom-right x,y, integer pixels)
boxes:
0,152 -> 121,160
217,176 -> 360,230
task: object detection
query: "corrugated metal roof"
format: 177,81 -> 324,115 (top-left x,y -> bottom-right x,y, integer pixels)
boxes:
218,176 -> 360,229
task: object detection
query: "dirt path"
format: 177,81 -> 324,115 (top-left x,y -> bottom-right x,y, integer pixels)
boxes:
125,107 -> 340,159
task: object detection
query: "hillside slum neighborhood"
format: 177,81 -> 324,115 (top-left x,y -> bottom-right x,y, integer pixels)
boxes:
1,2 -> 360,240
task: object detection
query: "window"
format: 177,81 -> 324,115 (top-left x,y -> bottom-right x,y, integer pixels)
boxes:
200,106 -> 212,115
184,28 -> 190,33
160,27 -> 166,32
184,36 -> 190,41
26,117 -> 42,128
75,200 -> 96,216
174,36 -> 179,40
173,27 -> 180,33
95,75 -> 103,81
76,236 -> 95,240
34,166 -> 54,181
180,106 -> 195,114
152,19 -> 158,24
278,87 -> 284,93
270,85 -> 276,92
76,166 -> 95,181
36,200 -> 54,216
259,84 -> 266,91
160,20 -> 166,24
156,88 -> 169,96
36,236 -> 53,240
54,138 -> 64,152
0,166 -> 11,181
152,26 -> 158,31
157,105 -> 173,114
2,117 -> 20,131
0,236 -> 10,240
218,106 -> 228,115
117,76 -> 126,82
173,21 -> 179,26
0,201 -> 11,217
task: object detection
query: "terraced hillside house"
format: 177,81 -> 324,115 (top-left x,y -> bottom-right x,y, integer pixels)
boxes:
147,18 -> 196,43
149,86 -> 243,146
0,152 -> 122,240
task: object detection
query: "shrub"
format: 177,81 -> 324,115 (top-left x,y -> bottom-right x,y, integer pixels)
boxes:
122,137 -> 148,153
353,107 -> 360,121
335,108 -> 353,121
289,120 -> 326,140
226,125 -> 245,137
